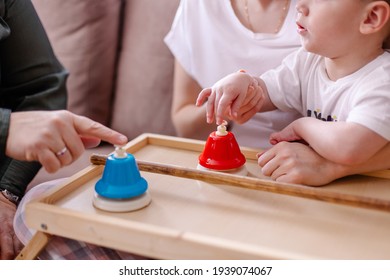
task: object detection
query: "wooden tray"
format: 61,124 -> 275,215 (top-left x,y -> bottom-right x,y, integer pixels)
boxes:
21,134 -> 390,259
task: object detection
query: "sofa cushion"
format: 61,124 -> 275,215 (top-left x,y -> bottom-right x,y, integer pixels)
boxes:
110,0 -> 179,139
32,0 -> 121,126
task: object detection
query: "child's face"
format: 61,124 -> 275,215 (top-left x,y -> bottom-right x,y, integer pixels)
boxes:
296,0 -> 366,57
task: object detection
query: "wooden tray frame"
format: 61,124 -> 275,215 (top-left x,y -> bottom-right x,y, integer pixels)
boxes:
16,133 -> 390,260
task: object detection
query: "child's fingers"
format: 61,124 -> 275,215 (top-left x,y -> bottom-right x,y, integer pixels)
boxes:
269,135 -> 280,146
214,88 -> 229,125
197,87 -> 216,124
216,90 -> 244,123
196,88 -> 212,106
235,107 -> 259,124
214,88 -> 222,116
230,88 -> 248,119
206,89 -> 216,124
241,85 -> 256,107
238,88 -> 261,111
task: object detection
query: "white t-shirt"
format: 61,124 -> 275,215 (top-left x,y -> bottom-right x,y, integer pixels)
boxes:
164,0 -> 302,148
262,48 -> 390,140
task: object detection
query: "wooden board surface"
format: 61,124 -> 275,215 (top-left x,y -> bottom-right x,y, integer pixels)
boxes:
25,134 -> 390,259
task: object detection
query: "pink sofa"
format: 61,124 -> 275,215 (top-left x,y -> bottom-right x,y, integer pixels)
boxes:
29,0 -> 180,187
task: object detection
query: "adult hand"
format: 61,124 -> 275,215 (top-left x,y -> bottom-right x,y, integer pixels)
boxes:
6,110 -> 128,173
0,195 -> 23,259
257,141 -> 338,186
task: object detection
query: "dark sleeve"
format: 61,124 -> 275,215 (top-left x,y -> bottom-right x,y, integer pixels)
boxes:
0,0 -> 68,197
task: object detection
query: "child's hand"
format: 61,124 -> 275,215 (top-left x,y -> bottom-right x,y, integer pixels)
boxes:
234,84 -> 264,124
196,72 -> 263,125
269,120 -> 303,145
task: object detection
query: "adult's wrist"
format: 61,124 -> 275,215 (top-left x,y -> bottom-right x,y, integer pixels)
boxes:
0,109 -> 11,159
0,187 -> 20,205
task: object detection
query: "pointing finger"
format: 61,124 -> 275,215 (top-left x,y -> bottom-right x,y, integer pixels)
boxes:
72,115 -> 128,146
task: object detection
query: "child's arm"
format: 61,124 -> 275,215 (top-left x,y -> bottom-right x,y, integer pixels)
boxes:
270,117 -> 388,165
196,71 -> 276,125
258,141 -> 390,186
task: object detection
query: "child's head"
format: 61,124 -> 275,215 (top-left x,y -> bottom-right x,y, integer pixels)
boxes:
296,0 -> 390,56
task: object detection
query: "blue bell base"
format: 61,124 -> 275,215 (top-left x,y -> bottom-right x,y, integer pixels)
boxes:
92,191 -> 151,212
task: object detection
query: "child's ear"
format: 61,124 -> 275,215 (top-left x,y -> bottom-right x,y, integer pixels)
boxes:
360,1 -> 390,35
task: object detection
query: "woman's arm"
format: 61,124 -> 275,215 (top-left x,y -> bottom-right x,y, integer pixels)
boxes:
171,60 -> 215,140
0,0 -> 67,260
0,0 -> 68,197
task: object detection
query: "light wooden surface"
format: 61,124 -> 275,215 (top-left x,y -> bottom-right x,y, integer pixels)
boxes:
91,154 -> 390,212
23,134 -> 390,259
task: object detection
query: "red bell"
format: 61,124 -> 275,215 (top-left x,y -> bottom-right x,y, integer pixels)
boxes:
198,121 -> 246,171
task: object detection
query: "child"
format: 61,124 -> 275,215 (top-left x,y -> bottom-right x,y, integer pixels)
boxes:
196,0 -> 390,167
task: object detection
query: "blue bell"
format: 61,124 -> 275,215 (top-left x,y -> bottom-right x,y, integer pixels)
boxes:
93,146 -> 151,212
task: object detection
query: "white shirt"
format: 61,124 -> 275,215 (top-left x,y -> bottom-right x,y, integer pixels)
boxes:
165,0 -> 302,148
263,49 -> 390,140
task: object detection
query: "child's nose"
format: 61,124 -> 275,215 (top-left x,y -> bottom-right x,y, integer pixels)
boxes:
296,0 -> 309,16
